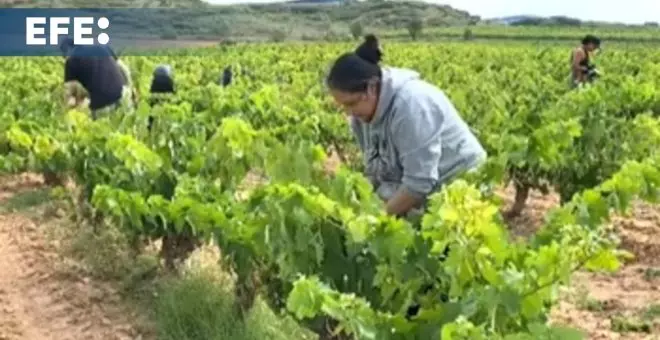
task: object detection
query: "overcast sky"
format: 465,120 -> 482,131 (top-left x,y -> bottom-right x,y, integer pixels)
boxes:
205,0 -> 660,24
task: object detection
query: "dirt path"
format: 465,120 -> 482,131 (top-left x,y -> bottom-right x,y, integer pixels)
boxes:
0,174 -> 144,340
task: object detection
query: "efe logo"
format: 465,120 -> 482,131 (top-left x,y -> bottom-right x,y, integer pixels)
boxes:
25,16 -> 109,45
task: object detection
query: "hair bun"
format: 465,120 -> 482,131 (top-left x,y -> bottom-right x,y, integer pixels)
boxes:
355,34 -> 382,65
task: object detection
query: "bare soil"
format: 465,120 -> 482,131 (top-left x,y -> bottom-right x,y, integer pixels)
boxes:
0,174 -> 147,340
497,184 -> 660,339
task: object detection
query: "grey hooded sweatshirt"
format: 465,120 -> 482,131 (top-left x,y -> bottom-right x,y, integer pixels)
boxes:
350,67 -> 487,207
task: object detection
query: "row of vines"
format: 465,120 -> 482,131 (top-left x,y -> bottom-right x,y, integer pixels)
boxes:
0,41 -> 659,339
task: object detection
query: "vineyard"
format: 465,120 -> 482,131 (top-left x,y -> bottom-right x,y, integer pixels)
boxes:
1,41 -> 660,339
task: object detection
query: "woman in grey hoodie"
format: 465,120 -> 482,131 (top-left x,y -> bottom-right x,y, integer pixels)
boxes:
326,50 -> 487,218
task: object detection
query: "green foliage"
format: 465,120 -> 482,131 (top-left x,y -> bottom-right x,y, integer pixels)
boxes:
270,29 -> 288,42
350,21 -> 364,40
1,41 -> 659,339
156,275 -> 239,340
407,16 -> 423,40
155,271 -> 305,340
462,28 -> 473,41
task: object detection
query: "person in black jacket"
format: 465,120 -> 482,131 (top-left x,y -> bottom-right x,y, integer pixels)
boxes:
148,64 -> 175,130
150,65 -> 175,97
220,65 -> 232,87
59,37 -> 131,119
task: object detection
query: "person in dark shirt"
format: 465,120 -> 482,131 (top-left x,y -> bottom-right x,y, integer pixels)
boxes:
150,64 -> 175,94
570,34 -> 601,87
60,37 -> 131,119
220,65 -> 232,87
148,64 -> 176,130
218,65 -> 256,87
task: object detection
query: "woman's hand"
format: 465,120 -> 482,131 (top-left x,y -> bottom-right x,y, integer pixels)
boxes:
385,188 -> 423,217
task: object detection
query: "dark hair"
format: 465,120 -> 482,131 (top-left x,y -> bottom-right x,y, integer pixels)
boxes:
326,52 -> 381,93
355,34 -> 382,65
582,35 -> 601,47
364,34 -> 378,45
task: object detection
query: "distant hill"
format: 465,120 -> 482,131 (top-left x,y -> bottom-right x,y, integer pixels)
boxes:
485,14 -> 649,27
1,0 -> 480,40
488,15 -> 542,25
284,0 -> 341,4
0,0 -> 208,7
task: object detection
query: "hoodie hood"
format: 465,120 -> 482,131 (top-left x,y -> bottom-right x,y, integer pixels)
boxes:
370,67 -> 420,126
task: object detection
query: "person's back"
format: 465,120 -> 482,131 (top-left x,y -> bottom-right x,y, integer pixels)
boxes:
148,64 -> 175,130
149,67 -> 175,106
571,47 -> 590,66
151,64 -> 175,94
65,44 -> 125,111
151,74 -> 174,93
220,66 -> 232,87
102,44 -> 136,104
570,47 -> 590,80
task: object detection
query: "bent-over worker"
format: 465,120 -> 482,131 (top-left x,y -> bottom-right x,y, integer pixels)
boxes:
326,49 -> 487,218
60,37 -> 133,120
